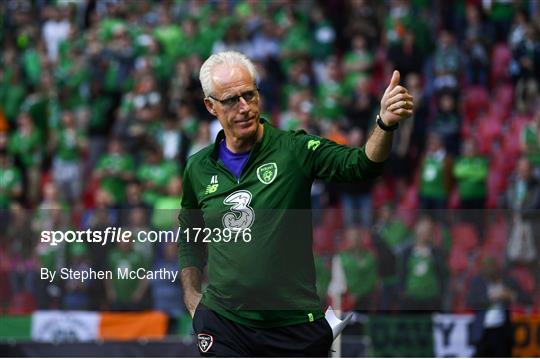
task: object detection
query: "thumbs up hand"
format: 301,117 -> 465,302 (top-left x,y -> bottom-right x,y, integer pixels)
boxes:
379,70 -> 414,126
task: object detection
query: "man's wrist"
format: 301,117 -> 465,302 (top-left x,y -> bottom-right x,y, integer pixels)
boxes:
185,291 -> 203,315
376,114 -> 399,132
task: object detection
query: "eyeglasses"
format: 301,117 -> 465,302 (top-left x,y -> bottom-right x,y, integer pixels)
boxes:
208,89 -> 259,108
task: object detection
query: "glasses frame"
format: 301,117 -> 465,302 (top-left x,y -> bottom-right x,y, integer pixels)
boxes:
208,88 -> 259,108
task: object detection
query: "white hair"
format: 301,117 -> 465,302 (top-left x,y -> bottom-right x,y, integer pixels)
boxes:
199,51 -> 258,97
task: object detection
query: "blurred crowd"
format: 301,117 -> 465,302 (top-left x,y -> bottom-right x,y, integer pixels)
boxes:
0,0 -> 540,331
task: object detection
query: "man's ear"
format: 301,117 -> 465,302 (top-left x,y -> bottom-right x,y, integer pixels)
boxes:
204,98 -> 217,116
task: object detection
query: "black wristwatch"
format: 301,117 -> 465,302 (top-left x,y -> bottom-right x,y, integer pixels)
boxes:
376,114 -> 399,132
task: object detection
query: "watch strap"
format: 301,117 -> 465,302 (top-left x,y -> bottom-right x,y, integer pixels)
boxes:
376,114 -> 399,132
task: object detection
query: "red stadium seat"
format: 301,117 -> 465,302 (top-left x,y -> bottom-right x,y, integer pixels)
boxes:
482,240 -> 504,259
485,192 -> 498,209
476,116 -> 503,154
491,43 -> 512,84
451,223 -> 479,251
397,183 -> 418,210
7,292 -> 35,315
487,103 -> 509,124
323,206 -> 343,231
485,192 -> 499,209
462,86 -> 489,124
478,114 -> 503,135
396,185 -> 419,227
313,226 -> 334,254
490,150 -> 511,175
372,181 -> 395,210
484,218 -> 508,247
452,292 -> 470,313
448,188 -> 460,209
486,186 -> 504,209
509,266 -> 536,294
494,84 -> 514,116
82,176 -> 101,209
449,247 -> 469,274
0,272 -> 10,307
487,166 -> 504,188
451,274 -> 475,313
369,48 -> 389,95
487,167 -> 508,193
359,227 -> 374,251
461,121 -> 474,139
501,134 -> 522,159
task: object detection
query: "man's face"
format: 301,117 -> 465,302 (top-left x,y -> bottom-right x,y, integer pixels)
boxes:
204,64 -> 260,142
109,140 -> 121,154
463,139 -> 475,157
517,158 -> 531,179
415,218 -> 433,246
427,134 -> 442,152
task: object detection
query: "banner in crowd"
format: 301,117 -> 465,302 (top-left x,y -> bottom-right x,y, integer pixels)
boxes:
368,313 -> 538,358
31,311 -> 100,342
432,314 -> 475,357
512,313 -> 540,357
0,315 -> 32,341
367,314 -> 434,357
0,311 -> 167,342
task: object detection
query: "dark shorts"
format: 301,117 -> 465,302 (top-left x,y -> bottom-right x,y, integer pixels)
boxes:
192,304 -> 333,357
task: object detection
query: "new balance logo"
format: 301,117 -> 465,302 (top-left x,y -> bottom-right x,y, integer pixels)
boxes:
205,175 -> 219,194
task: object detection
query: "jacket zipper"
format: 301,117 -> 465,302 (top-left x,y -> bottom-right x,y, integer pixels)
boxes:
216,160 -> 240,184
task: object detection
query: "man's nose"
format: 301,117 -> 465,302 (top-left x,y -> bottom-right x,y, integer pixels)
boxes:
238,96 -> 250,112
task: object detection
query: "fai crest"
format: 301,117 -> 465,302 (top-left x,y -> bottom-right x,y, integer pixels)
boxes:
256,162 -> 278,184
198,333 -> 214,353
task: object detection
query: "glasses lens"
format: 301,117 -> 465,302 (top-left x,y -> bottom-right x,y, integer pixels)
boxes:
242,91 -> 256,102
222,96 -> 239,107
216,89 -> 257,108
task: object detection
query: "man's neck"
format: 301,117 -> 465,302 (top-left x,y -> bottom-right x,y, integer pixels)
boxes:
225,123 -> 264,153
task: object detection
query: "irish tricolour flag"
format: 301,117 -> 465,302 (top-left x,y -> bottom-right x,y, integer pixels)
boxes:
1,311 -> 167,342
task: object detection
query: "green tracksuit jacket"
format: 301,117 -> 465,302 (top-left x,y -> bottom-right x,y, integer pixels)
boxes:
178,119 -> 384,328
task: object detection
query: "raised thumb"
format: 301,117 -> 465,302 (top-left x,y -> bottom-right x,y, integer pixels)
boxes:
389,70 -> 400,89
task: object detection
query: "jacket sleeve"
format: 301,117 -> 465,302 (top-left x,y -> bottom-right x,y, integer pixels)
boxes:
290,130 -> 385,182
178,163 -> 207,271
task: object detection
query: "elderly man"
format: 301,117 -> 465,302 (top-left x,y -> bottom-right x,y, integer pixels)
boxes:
178,51 -> 413,356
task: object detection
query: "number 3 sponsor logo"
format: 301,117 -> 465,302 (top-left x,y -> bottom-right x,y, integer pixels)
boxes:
222,190 -> 255,230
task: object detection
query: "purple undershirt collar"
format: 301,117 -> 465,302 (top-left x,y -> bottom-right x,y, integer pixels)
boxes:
218,140 -> 250,179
